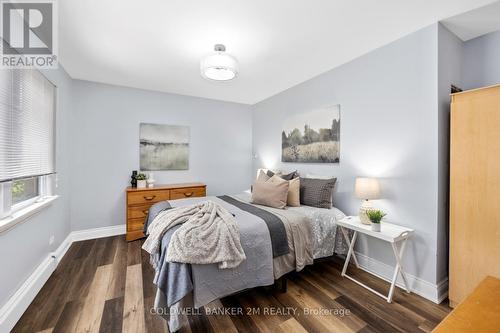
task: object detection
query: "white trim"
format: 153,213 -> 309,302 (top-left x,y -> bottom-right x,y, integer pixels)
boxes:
354,251 -> 448,304
52,235 -> 72,265
436,277 -> 449,304
0,255 -> 55,333
69,224 -> 126,243
0,195 -> 59,233
11,195 -> 41,214
0,224 -> 126,332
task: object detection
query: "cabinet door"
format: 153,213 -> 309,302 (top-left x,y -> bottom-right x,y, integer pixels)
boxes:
450,87 -> 500,306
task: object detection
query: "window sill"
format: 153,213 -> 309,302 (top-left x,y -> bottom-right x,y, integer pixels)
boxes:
0,195 -> 59,233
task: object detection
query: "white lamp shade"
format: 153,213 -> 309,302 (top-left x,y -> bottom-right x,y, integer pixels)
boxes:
355,177 -> 380,200
200,52 -> 238,81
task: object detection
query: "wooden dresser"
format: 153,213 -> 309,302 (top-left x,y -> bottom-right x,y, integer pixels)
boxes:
126,182 -> 206,241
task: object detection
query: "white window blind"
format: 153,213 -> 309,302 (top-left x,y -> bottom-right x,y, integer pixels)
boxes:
0,69 -> 56,182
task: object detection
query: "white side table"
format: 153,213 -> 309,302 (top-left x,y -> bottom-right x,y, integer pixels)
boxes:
337,216 -> 414,303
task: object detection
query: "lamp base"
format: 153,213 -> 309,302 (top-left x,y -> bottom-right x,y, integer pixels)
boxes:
359,200 -> 373,225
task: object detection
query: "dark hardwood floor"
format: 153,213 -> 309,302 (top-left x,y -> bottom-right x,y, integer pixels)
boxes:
12,236 -> 450,333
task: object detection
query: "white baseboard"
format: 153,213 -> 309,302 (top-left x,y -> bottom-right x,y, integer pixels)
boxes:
69,224 -> 126,243
436,277 -> 449,304
0,224 -> 126,332
354,251 -> 448,304
52,235 -> 72,265
0,255 -> 56,332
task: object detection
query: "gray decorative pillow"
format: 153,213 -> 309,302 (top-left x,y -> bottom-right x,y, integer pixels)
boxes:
267,170 -> 298,180
299,177 -> 337,208
266,170 -> 276,178
280,170 -> 298,181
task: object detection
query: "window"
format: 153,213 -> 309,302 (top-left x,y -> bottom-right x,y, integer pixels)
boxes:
12,178 -> 39,206
0,69 -> 56,220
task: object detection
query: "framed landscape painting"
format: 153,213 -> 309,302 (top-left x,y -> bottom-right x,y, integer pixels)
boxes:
140,123 -> 189,170
282,105 -> 340,163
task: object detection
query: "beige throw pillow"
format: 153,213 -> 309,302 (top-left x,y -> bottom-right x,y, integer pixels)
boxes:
251,179 -> 289,209
267,174 -> 286,183
287,177 -> 300,207
268,175 -> 300,207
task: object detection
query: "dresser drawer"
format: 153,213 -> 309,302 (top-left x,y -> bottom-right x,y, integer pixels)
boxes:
128,189 -> 170,205
128,204 -> 151,219
127,218 -> 145,232
170,187 -> 206,200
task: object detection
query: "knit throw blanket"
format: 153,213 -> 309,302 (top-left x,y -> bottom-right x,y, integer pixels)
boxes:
142,200 -> 246,270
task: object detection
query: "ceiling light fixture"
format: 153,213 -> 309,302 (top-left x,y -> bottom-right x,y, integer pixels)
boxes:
200,44 -> 238,81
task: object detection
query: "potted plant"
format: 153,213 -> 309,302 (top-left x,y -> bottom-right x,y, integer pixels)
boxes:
136,173 -> 147,188
366,210 -> 386,232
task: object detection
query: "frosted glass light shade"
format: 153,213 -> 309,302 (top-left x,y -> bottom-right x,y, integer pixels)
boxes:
355,177 -> 380,200
200,48 -> 238,81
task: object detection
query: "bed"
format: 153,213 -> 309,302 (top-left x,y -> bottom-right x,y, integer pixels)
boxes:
143,191 -> 348,332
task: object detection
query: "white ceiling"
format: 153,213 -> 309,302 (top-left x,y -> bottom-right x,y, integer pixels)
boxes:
442,1 -> 500,41
59,0 -> 498,105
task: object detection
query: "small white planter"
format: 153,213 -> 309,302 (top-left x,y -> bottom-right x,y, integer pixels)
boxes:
147,173 -> 155,188
137,180 -> 147,188
371,223 -> 381,232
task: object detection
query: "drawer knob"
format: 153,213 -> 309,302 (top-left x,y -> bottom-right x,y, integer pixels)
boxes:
142,209 -> 149,215
184,192 -> 193,197
143,195 -> 156,201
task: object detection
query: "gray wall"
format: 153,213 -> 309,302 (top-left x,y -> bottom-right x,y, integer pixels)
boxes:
463,29 -> 500,90
252,24 -> 442,284
0,67 -> 73,307
437,24 -> 463,283
70,80 -> 253,231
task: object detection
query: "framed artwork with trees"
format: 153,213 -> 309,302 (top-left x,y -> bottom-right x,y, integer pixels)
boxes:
281,105 -> 340,163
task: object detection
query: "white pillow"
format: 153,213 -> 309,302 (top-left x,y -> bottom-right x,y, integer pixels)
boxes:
305,173 -> 334,180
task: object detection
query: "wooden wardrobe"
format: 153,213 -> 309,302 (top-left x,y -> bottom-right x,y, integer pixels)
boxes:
449,84 -> 500,307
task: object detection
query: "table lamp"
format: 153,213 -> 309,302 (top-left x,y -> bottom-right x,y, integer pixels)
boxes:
355,177 -> 380,224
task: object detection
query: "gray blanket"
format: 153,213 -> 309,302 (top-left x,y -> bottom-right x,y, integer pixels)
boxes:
144,202 -> 193,307
217,195 -> 289,257
154,225 -> 193,306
